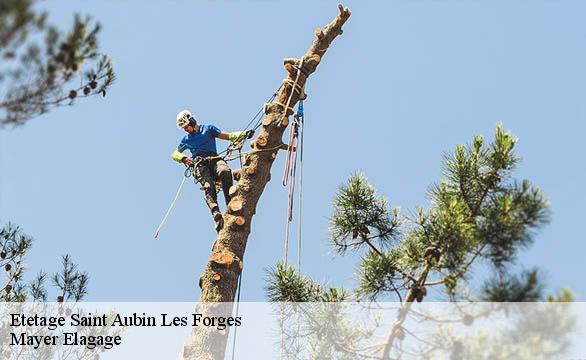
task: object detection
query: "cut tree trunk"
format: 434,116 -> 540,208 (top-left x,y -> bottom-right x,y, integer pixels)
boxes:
181,5 -> 351,360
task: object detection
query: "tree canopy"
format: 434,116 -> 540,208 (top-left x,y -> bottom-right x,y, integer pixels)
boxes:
268,124 -> 552,303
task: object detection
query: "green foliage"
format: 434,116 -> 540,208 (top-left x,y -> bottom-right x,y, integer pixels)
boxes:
403,123 -> 549,300
420,189 -> 479,273
266,262 -> 346,302
329,171 -> 401,254
481,269 -> 543,302
267,124 -> 553,304
0,222 -> 32,301
0,0 -> 115,127
1,223 -> 114,357
547,288 -> 574,302
1,222 -> 89,302
52,254 -> 89,302
479,180 -> 549,269
356,249 -> 402,300
29,271 -> 47,301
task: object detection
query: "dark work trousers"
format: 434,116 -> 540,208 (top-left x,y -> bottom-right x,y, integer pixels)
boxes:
194,157 -> 233,216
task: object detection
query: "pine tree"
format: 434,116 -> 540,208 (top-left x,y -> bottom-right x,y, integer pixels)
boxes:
0,0 -> 115,127
0,223 -> 124,360
1,223 -> 88,302
267,124 -> 555,359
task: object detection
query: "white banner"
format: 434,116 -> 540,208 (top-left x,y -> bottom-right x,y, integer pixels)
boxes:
1,302 -> 585,359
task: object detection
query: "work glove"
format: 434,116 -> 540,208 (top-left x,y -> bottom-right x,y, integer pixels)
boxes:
182,157 -> 194,166
229,130 -> 255,142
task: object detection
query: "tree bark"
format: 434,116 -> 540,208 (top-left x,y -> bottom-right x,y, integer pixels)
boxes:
182,5 -> 351,360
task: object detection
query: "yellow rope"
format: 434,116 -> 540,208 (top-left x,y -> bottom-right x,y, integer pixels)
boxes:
272,101 -> 295,112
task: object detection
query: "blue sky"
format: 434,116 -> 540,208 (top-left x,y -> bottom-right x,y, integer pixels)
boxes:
1,0 -> 585,301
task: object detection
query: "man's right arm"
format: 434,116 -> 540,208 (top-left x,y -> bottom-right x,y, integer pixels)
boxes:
171,149 -> 192,165
171,149 -> 185,163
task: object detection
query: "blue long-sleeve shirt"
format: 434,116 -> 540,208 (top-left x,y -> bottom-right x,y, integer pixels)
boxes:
177,124 -> 221,157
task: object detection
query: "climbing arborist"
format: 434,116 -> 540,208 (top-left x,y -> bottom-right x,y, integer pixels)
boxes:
171,110 -> 254,232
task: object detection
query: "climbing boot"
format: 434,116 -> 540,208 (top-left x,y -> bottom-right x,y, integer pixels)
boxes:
213,212 -> 224,232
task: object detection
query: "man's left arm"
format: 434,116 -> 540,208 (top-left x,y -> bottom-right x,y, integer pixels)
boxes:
218,130 -> 255,142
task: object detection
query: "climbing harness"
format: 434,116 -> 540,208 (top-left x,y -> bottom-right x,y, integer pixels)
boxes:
185,156 -> 221,189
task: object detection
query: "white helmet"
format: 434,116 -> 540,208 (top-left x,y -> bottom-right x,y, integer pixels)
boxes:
176,110 -> 196,129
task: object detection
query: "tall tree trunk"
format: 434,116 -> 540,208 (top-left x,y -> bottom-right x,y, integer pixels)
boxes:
182,5 -> 351,360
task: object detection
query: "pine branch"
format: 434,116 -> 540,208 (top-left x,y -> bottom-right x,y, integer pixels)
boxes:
0,3 -> 115,127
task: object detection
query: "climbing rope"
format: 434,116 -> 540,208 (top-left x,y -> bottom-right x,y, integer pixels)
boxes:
154,175 -> 188,239
224,84 -> 282,158
283,104 -> 305,272
280,57 -> 306,268
282,115 -> 299,267
297,101 -> 305,272
230,272 -> 243,360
